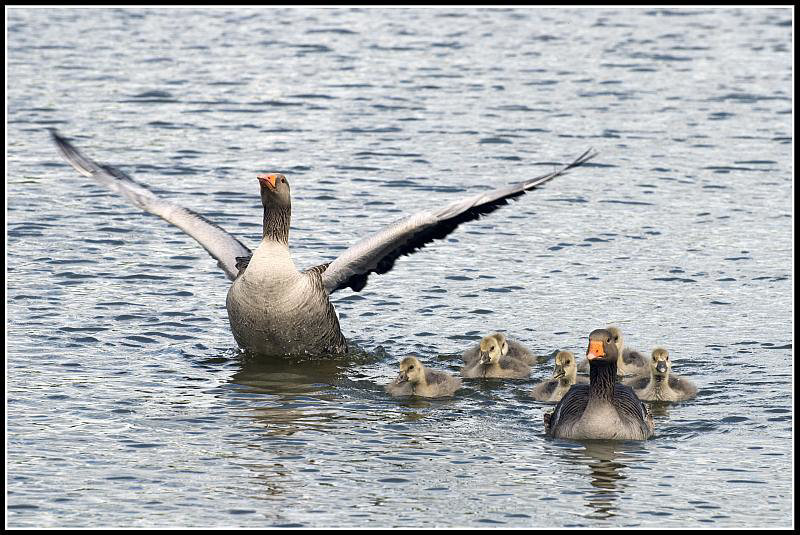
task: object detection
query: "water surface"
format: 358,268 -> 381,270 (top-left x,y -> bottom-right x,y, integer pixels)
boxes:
7,7 -> 793,528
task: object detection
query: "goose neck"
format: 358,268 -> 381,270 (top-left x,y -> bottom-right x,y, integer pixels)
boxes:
589,360 -> 617,401
263,204 -> 290,245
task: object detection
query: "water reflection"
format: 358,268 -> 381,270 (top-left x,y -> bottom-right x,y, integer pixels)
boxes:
224,346 -> 386,436
557,440 -> 644,521
580,441 -> 630,520
230,353 -> 349,395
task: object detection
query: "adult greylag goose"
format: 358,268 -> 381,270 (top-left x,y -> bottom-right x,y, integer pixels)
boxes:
623,348 -> 698,402
544,328 -> 654,440
51,129 -> 595,357
577,325 -> 647,377
462,333 -> 535,367
530,350 -> 588,402
385,356 -> 461,397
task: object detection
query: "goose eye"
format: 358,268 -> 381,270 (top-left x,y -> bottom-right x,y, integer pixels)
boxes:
490,346 -> 495,351
281,178 -> 286,183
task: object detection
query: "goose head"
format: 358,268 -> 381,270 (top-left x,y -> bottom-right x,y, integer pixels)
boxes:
257,173 -> 291,208
395,356 -> 426,386
478,334 -> 504,365
552,350 -> 577,382
257,173 -> 292,243
650,347 -> 671,382
586,328 -> 619,365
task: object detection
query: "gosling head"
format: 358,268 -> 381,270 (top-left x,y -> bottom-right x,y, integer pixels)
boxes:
395,356 -> 426,385
552,350 -> 576,382
606,325 -> 625,355
479,334 -> 504,365
586,328 -> 620,365
492,332 -> 509,357
650,347 -> 671,381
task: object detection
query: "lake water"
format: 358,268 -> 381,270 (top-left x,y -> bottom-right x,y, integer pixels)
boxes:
6,7 -> 793,528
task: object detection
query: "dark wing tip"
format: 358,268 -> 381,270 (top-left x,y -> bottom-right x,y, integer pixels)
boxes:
49,128 -> 72,152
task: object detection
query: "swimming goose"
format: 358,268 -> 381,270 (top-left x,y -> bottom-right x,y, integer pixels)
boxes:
530,350 -> 588,402
623,348 -> 697,402
461,337 -> 531,379
577,325 -> 647,377
544,328 -> 654,440
51,129 -> 595,357
385,356 -> 461,397
462,333 -> 536,367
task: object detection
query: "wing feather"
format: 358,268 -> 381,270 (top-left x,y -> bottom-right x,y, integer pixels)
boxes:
50,130 -> 251,280
322,148 -> 597,293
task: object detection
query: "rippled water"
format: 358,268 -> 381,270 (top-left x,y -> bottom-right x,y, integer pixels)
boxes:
7,7 -> 793,528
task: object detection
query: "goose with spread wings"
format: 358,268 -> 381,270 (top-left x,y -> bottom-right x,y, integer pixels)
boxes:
51,129 -> 596,357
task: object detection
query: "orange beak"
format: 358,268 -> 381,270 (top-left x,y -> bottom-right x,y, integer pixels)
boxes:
587,339 -> 605,360
257,174 -> 277,190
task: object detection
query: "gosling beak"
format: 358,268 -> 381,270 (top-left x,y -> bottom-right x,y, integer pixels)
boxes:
587,339 -> 605,360
552,366 -> 566,379
257,173 -> 278,190
480,351 -> 491,365
395,371 -> 408,384
655,361 -> 667,373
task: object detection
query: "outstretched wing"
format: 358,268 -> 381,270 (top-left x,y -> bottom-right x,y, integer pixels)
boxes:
321,149 -> 596,294
50,130 -> 251,281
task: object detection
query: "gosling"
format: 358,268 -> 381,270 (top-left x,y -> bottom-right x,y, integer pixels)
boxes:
623,348 -> 697,402
462,333 -> 536,367
530,350 -> 588,402
385,356 -> 462,398
461,338 -> 531,379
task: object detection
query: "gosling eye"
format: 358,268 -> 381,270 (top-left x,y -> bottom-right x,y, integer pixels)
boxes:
408,365 -> 414,370
490,346 -> 495,351
665,355 -> 669,360
281,177 -> 286,183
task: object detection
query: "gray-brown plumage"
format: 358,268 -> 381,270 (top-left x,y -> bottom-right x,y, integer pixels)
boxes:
461,338 -> 531,379
544,329 -> 654,441
462,333 -> 535,367
623,348 -> 697,402
51,129 -> 595,357
385,356 -> 461,397
531,350 -> 588,402
496,333 -> 536,366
